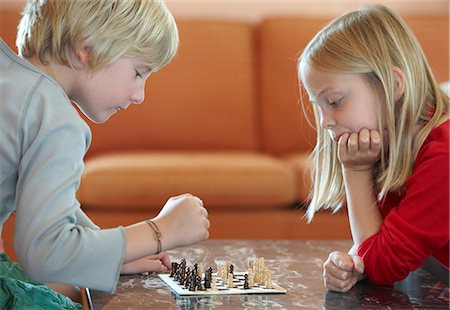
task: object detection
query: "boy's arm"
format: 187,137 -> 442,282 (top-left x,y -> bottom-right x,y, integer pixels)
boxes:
74,207 -> 99,229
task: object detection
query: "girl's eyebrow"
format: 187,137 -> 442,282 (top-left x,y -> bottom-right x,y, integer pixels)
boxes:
315,87 -> 333,101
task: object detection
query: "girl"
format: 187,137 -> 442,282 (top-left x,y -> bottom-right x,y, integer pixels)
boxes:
298,5 -> 449,292
0,0 -> 209,307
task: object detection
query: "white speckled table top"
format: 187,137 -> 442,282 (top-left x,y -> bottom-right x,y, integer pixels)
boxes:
92,240 -> 449,309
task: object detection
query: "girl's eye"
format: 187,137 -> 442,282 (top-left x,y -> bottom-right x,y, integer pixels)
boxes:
135,70 -> 143,79
328,98 -> 342,107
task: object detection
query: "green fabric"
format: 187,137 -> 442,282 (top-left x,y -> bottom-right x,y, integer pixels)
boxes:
0,253 -> 83,310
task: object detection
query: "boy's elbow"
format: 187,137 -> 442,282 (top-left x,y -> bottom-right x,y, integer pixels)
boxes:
18,249 -> 53,282
15,238 -> 63,283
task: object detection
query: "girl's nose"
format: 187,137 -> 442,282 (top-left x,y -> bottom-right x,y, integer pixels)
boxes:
320,110 -> 335,129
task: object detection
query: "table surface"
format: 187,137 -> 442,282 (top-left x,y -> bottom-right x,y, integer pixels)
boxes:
92,240 -> 449,309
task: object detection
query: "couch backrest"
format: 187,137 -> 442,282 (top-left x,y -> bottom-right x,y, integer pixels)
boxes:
86,21 -> 259,157
258,15 -> 449,156
1,8 -> 448,158
0,9 -> 20,52
0,11 -> 260,156
258,18 -> 330,156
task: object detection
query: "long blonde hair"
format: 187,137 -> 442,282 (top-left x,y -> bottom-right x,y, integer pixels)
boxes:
298,4 -> 449,222
17,0 -> 179,72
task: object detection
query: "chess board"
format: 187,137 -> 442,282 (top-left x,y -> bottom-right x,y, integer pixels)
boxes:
159,272 -> 287,296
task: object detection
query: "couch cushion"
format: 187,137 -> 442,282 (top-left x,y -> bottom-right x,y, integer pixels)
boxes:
85,21 -> 259,157
78,152 -> 297,210
284,152 -> 312,203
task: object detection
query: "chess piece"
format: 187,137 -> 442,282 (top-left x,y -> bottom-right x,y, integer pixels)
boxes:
228,274 -> 234,288
211,276 -> 217,290
170,262 -> 178,278
204,277 -> 211,289
244,274 -> 250,289
198,264 -> 204,278
188,282 -> 195,291
208,267 -> 213,278
265,270 -> 274,289
248,271 -> 255,287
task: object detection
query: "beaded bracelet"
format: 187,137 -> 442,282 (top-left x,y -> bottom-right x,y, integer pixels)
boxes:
145,219 -> 162,254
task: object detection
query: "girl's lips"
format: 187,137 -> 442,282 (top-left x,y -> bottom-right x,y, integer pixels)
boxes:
116,107 -> 124,111
333,133 -> 342,142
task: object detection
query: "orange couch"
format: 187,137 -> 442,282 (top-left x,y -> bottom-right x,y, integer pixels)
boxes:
1,7 -> 448,259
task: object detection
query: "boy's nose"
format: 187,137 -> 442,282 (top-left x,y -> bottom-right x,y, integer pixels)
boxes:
131,88 -> 145,105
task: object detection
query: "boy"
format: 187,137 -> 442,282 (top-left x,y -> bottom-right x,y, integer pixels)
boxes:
0,0 -> 209,307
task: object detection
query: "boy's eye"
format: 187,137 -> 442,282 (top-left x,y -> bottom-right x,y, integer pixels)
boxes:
135,70 -> 143,79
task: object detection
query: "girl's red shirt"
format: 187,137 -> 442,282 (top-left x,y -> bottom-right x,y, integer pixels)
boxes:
357,120 -> 449,285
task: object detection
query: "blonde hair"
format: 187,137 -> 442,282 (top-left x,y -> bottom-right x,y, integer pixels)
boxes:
17,0 -> 179,72
298,4 -> 449,221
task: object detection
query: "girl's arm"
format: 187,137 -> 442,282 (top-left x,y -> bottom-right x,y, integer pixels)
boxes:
338,128 -> 383,246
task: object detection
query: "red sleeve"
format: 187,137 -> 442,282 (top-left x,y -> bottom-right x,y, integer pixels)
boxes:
357,122 -> 449,285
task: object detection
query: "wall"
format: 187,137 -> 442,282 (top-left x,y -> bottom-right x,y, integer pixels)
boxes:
0,0 -> 448,22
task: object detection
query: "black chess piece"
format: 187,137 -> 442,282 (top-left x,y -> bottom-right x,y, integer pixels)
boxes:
170,262 -> 178,278
188,282 -> 195,291
244,274 -> 250,289
204,278 -> 211,289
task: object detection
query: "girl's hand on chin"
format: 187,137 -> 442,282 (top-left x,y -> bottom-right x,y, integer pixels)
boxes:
338,128 -> 381,171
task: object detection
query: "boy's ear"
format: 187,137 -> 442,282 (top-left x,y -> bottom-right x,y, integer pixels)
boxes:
392,66 -> 405,101
72,45 -> 91,69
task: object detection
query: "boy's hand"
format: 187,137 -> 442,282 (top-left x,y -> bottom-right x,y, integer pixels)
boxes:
323,251 -> 365,293
153,194 -> 210,250
338,128 -> 381,171
121,252 -> 172,274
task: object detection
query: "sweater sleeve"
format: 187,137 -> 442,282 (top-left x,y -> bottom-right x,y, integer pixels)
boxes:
13,77 -> 126,293
357,125 -> 449,285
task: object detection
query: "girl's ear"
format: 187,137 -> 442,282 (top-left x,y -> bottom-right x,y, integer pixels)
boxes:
393,66 -> 405,101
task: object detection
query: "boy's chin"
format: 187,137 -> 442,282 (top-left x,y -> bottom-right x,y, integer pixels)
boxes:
82,111 -> 113,124
73,102 -> 112,124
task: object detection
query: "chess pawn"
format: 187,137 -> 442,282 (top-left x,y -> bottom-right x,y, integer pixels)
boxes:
204,277 -> 211,289
244,274 -> 250,289
225,260 -> 231,276
222,267 -> 228,282
198,265 -> 204,278
211,276 -> 217,290
265,270 -> 274,289
207,267 -> 213,281
216,264 -> 223,279
170,262 -> 178,278
184,268 -> 191,287
248,259 -> 254,273
248,272 -> 255,287
188,282 -> 195,291
228,274 -> 234,288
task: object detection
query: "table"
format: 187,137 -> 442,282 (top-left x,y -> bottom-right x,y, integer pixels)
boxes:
91,240 -> 449,309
